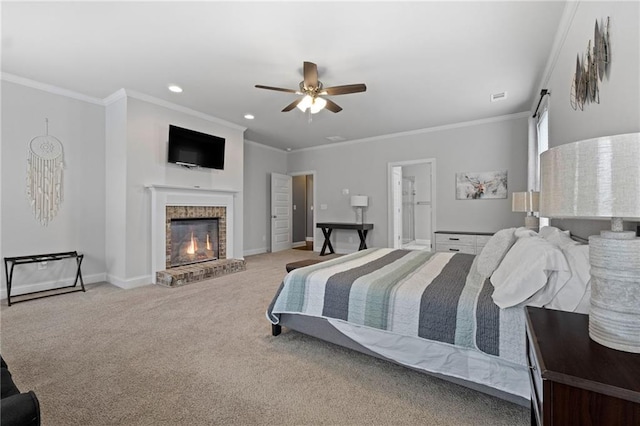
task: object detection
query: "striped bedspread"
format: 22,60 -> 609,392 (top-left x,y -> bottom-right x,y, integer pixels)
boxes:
267,248 -> 526,365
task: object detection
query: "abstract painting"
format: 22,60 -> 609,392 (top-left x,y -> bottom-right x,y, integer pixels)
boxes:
455,170 -> 507,200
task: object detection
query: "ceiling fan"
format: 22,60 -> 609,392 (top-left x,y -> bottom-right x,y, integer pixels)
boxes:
255,61 -> 367,114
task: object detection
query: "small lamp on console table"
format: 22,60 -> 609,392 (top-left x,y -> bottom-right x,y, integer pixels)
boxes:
350,195 -> 368,224
512,191 -> 540,231
540,132 -> 640,353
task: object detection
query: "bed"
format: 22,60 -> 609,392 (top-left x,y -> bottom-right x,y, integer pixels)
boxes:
266,227 -> 591,406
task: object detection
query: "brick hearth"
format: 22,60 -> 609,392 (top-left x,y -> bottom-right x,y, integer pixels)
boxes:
156,258 -> 246,287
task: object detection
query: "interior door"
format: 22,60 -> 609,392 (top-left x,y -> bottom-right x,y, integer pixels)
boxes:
271,172 -> 293,252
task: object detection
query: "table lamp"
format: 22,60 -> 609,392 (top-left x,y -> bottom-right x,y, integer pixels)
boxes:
512,191 -> 540,231
350,195 -> 368,224
540,132 -> 640,353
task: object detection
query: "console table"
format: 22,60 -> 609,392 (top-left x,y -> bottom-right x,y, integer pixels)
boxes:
4,251 -> 85,306
525,306 -> 640,425
316,222 -> 374,256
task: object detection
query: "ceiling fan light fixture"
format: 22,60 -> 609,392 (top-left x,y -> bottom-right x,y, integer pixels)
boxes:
296,94 -> 314,112
310,97 -> 327,114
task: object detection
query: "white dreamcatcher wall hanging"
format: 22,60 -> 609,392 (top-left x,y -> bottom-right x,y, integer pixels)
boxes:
26,118 -> 64,226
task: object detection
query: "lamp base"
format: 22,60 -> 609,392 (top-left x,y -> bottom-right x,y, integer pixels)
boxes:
588,231 -> 640,353
524,216 -> 539,232
355,208 -> 363,224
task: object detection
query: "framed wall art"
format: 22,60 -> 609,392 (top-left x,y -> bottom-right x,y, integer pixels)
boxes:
455,170 -> 507,200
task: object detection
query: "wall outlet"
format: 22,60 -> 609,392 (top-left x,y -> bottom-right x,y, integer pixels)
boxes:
38,261 -> 47,270
320,204 -> 327,210
342,188 -> 350,195
293,204 -> 297,210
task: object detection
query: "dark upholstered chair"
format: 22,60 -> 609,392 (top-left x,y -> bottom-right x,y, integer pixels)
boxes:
1,356 -> 40,426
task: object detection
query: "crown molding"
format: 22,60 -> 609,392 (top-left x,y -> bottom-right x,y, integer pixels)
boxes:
2,73 -> 247,132
103,88 -> 127,106
1,72 -> 104,105
123,89 -> 247,132
290,111 -> 531,153
244,139 -> 287,154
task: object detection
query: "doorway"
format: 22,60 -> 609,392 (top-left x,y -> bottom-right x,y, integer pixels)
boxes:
291,172 -> 315,251
388,159 -> 435,250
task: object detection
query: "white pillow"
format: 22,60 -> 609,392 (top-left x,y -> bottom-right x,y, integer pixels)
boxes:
476,228 -> 516,277
544,244 -> 591,312
490,236 -> 571,308
539,226 -> 569,239
514,227 -> 538,238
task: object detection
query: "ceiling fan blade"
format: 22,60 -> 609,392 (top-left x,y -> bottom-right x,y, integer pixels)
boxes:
324,99 -> 343,113
303,62 -> 318,89
282,98 -> 302,112
255,84 -> 299,94
320,84 -> 367,96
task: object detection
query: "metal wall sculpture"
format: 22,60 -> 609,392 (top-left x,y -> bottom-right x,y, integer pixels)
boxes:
570,17 -> 610,111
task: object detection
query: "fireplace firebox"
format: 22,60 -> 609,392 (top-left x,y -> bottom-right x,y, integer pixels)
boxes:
169,218 -> 219,267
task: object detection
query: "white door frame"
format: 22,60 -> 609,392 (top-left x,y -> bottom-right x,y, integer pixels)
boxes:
387,159 -> 436,249
289,170 -> 317,252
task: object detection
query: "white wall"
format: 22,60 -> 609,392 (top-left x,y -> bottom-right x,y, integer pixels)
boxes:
105,94 -> 246,287
243,140 -> 287,256
287,114 -> 528,253
1,81 -> 106,296
546,1 -> 640,147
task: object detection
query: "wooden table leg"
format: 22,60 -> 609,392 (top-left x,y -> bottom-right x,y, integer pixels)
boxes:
320,227 -> 334,256
357,230 -> 369,250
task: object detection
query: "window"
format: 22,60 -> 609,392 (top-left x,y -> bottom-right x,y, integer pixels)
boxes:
534,104 -> 549,227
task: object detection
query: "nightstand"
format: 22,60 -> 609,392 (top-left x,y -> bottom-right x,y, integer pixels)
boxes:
525,306 -> 640,425
434,231 -> 493,255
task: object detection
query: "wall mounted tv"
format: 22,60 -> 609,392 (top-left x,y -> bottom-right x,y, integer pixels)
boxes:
168,125 -> 225,170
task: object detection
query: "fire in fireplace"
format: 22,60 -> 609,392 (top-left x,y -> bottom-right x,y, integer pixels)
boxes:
170,218 -> 219,267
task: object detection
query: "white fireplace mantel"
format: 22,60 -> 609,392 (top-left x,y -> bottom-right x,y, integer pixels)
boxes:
146,184 -> 238,284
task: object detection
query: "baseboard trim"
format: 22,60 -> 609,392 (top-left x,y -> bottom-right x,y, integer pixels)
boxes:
106,274 -> 152,289
305,237 -> 314,242
0,272 -> 107,300
244,247 -> 268,256
292,241 -> 307,248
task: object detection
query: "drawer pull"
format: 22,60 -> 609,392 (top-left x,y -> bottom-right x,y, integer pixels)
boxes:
448,238 -> 460,241
449,248 -> 460,252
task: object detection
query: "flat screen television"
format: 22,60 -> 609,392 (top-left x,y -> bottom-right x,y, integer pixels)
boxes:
168,125 -> 225,170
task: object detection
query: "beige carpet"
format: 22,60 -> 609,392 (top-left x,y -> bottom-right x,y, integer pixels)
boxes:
1,249 -> 529,425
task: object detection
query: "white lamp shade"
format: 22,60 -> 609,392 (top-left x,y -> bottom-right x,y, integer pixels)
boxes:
296,95 -> 313,112
296,95 -> 327,114
350,195 -> 368,207
540,133 -> 640,220
512,191 -> 540,213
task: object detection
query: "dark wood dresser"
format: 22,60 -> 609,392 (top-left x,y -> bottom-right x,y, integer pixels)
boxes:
525,306 -> 640,425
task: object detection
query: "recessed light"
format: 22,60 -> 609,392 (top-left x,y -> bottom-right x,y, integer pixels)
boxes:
244,114 -> 255,120
286,148 -> 292,152
168,85 -> 183,93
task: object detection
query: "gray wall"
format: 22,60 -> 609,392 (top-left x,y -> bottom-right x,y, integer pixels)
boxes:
544,1 -> 640,237
546,1 -> 639,147
1,81 -> 106,297
243,141 -> 287,255
287,115 -> 528,253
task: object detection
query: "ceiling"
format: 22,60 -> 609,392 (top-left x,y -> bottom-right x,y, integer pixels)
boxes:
1,1 -> 567,151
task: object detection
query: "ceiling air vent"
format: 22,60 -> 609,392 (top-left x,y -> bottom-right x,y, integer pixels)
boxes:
490,91 -> 508,102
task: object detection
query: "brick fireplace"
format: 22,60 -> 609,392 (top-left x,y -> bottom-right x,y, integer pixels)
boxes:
147,185 -> 245,286
165,206 -> 227,268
